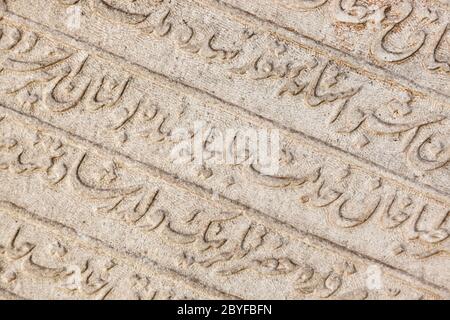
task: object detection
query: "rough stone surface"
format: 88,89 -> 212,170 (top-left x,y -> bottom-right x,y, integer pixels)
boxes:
0,0 -> 448,300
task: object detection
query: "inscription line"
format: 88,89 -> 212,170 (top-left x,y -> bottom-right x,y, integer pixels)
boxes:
0,104 -> 448,297
196,0 -> 450,103
3,11 -> 449,207
0,201 -> 240,300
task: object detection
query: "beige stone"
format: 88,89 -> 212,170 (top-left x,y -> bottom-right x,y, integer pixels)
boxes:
0,0 -> 448,300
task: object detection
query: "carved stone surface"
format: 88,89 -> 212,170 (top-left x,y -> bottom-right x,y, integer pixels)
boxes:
0,0 -> 448,300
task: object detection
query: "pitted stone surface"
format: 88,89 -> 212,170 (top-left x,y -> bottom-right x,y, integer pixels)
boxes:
0,0 -> 448,300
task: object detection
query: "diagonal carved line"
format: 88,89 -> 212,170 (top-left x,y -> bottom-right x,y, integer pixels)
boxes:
196,0 -> 450,103
1,12 -> 449,294
0,285 -> 27,300
0,104 -> 448,298
0,201 -> 240,300
3,11 -> 449,207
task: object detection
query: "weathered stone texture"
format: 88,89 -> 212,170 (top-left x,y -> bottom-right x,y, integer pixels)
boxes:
0,0 -> 448,300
